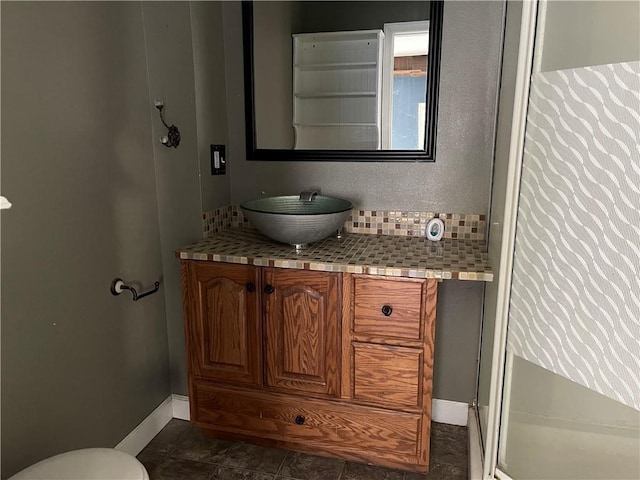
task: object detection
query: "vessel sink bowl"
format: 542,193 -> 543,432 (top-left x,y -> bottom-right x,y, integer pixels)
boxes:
240,195 -> 352,247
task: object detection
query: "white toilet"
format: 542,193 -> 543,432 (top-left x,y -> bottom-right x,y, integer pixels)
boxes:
9,448 -> 149,480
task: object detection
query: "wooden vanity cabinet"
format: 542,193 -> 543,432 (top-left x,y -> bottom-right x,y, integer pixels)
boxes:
181,260 -> 438,473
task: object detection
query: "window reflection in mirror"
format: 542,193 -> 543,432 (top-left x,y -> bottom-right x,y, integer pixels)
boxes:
243,1 -> 442,161
382,21 -> 429,149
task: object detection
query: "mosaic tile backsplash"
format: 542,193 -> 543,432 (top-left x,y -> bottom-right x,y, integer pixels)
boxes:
203,206 -> 486,240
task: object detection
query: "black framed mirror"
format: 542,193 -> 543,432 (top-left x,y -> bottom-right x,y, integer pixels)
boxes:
243,0 -> 443,162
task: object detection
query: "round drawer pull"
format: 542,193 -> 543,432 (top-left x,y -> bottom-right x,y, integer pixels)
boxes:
294,415 -> 305,425
246,282 -> 256,292
381,305 -> 393,316
264,285 -> 275,294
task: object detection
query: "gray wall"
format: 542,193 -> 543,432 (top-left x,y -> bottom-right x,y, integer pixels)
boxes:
191,1 -> 232,212
142,0 -> 207,398
1,2 -> 170,477
222,0 -> 506,403
150,1 -> 232,394
1,1 -> 229,475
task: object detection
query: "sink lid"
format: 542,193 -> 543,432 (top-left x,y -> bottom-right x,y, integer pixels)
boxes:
241,195 -> 352,215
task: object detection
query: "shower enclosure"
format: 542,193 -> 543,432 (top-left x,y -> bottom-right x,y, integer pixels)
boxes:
477,1 -> 640,479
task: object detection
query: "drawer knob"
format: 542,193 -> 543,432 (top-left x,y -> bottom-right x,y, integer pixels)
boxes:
381,305 -> 393,316
294,415 -> 305,425
246,282 -> 256,292
264,285 -> 275,294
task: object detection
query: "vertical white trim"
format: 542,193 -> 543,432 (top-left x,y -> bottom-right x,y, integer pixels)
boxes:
531,0 -> 547,75
171,394 -> 191,421
381,24 -> 393,149
483,1 -> 539,479
115,396 -> 173,456
468,408 -> 484,480
497,351 -> 514,468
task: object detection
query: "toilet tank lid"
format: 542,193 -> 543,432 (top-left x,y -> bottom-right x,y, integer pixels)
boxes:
9,448 -> 149,480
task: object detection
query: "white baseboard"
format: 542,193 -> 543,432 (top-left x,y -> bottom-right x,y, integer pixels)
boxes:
115,396 -> 173,456
432,398 -> 469,426
171,394 -> 190,421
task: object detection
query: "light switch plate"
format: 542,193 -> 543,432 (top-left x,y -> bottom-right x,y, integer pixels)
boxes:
211,144 -> 226,175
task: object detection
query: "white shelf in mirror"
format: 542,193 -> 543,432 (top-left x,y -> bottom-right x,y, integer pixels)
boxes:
293,29 -> 384,150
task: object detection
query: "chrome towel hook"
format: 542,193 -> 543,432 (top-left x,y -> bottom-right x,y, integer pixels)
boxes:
111,278 -> 160,302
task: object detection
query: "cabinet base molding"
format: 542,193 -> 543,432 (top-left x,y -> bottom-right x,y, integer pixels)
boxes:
172,395 -> 469,426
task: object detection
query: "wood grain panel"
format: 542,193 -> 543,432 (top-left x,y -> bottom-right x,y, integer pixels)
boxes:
281,288 -> 324,378
264,269 -> 341,397
192,381 -> 421,460
350,334 -> 424,349
418,278 -> 438,465
353,342 -> 422,409
340,274 -> 353,399
353,276 -> 424,339
183,261 -> 262,386
205,277 -> 246,366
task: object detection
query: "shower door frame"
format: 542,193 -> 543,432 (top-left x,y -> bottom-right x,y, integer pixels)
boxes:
480,0 -> 540,478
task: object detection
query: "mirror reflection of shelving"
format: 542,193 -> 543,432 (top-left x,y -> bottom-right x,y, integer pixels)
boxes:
293,30 -> 384,150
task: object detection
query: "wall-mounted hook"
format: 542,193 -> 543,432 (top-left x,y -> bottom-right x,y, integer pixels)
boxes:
154,100 -> 181,148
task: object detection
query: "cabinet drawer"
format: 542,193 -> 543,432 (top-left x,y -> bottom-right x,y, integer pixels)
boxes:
192,381 -> 421,458
353,343 -> 422,409
353,277 -> 423,339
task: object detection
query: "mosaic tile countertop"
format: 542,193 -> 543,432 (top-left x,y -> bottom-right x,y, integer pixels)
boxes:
176,229 -> 493,282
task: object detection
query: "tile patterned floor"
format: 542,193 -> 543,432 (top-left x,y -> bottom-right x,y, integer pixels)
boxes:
137,420 -> 468,480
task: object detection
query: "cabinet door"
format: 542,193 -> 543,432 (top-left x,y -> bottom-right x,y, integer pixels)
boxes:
183,261 -> 261,386
263,268 -> 341,397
